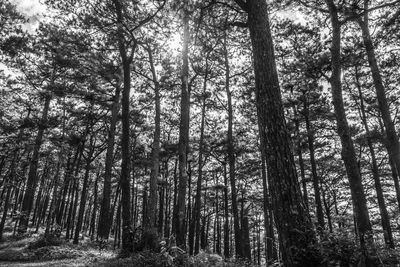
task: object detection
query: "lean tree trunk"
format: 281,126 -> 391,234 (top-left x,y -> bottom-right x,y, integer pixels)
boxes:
259,144 -> 276,264
357,4 -> 400,201
324,0 -> 376,260
303,96 -> 324,230
223,163 -> 230,258
237,0 -> 318,265
224,34 -> 242,258
143,45 -> 160,250
293,107 -> 309,210
0,120 -> 26,239
189,62 -> 208,255
73,136 -> 95,244
19,93 -> 51,233
113,0 -> 134,255
173,4 -> 190,249
354,67 -> 394,248
98,82 -> 121,240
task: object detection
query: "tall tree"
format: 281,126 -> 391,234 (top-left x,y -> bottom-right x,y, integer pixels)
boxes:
232,0 -> 319,265
324,0 -> 376,263
173,0 -> 191,248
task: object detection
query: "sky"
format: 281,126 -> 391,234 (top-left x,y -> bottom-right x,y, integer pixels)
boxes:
10,0 -> 46,32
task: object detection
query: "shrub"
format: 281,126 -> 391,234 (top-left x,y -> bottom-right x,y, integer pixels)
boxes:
28,232 -> 63,249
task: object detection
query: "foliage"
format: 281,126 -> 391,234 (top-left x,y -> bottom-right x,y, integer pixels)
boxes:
28,232 -> 63,249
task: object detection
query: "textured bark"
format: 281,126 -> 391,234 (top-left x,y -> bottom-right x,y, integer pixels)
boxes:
173,4 -> 190,248
302,96 -> 324,230
189,60 -> 208,256
357,1 -> 400,211
19,93 -> 51,233
223,163 -> 230,258
324,0 -> 375,257
143,45 -> 160,250
240,0 -> 317,265
113,0 -> 134,254
73,142 -> 95,244
224,34 -> 242,258
354,67 -> 394,248
98,83 -> 121,240
0,122 -> 25,239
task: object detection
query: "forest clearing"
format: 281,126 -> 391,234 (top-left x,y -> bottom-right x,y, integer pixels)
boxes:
2,0 -> 400,266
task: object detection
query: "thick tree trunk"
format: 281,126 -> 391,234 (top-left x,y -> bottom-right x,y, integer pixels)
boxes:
173,4 -> 190,249
239,0 -> 317,265
324,0 -> 376,261
19,94 -> 51,233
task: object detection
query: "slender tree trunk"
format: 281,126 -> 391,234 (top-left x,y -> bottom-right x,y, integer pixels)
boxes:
113,0 -> 134,254
223,162 -> 230,258
294,108 -> 309,211
303,96 -> 324,230
324,0 -> 376,261
189,61 -> 208,256
143,45 -> 160,250
98,82 -> 121,240
73,146 -> 95,244
239,0 -> 317,265
354,67 -> 394,248
357,4 -> 400,191
173,3 -> 190,249
19,94 -> 51,233
224,33 -> 242,258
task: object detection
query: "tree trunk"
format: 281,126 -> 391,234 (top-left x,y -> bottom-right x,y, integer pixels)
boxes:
98,82 -> 121,240
173,3 -> 190,249
357,3 -> 400,194
73,144 -> 95,244
224,33 -> 242,258
189,61 -> 208,256
19,93 -> 51,233
324,0 -> 376,260
113,0 -> 134,255
223,162 -> 230,258
303,96 -> 324,230
354,66 -> 394,248
240,0 -> 317,265
143,45 -> 160,250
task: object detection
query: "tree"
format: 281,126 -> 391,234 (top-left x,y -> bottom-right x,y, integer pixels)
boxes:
232,0 -> 319,265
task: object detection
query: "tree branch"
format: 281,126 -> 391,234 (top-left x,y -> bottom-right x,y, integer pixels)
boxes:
232,0 -> 248,12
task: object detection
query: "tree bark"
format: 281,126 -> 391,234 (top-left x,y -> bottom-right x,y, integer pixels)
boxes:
189,60 -> 208,256
357,3 -> 400,195
324,0 -> 375,259
173,3 -> 190,249
303,95 -> 324,230
354,66 -> 394,248
19,93 -> 51,233
239,0 -> 317,265
98,82 -> 121,240
143,45 -> 160,250
224,33 -> 242,258
113,0 -> 134,255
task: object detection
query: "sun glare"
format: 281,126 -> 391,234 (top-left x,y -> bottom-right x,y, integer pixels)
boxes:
166,32 -> 182,57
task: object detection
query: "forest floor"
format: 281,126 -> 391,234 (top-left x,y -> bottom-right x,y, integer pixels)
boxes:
0,222 -> 122,267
